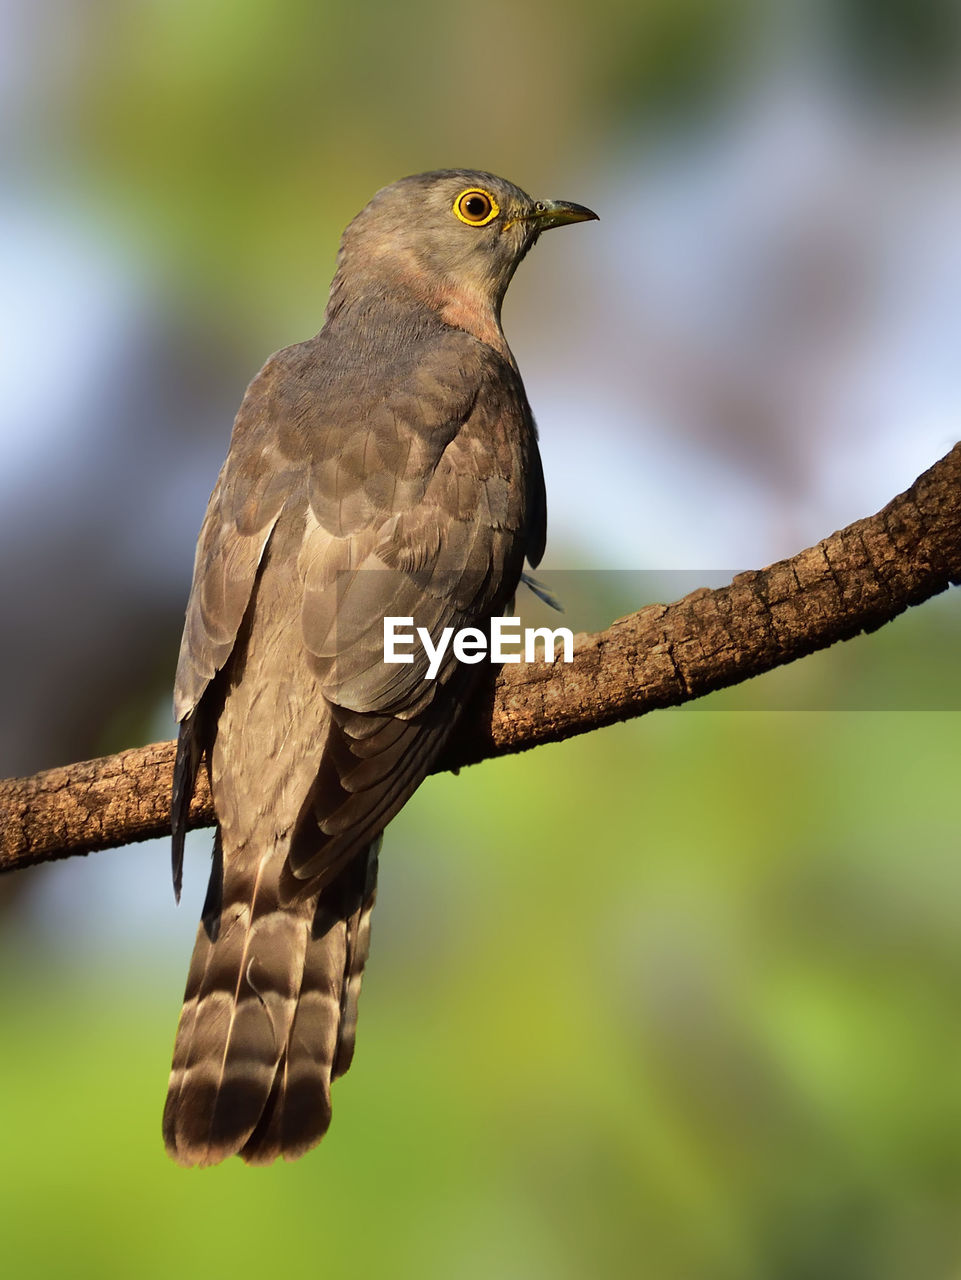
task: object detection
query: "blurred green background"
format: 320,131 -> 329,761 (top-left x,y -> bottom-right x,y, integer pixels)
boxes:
2,1 -> 960,1277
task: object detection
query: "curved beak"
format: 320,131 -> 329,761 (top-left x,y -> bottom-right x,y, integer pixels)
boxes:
528,198 -> 599,231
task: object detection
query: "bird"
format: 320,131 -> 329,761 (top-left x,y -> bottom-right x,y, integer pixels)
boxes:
163,169 -> 597,1167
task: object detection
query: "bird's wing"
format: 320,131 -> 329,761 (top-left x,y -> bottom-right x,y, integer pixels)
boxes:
281,330 -> 540,888
172,325 -> 541,892
173,352 -> 303,723
170,352 -> 304,895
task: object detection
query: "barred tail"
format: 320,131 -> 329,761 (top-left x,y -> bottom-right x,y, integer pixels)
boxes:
241,841 -> 380,1165
163,840 -> 379,1167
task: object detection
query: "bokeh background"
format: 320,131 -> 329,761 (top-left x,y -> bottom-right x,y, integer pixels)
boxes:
2,1 -> 960,1276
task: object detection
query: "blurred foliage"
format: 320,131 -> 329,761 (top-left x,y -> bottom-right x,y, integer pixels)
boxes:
832,0 -> 961,97
3,708 -> 961,1278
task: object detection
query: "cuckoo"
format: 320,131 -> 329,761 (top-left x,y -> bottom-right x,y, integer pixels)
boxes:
163,169 -> 596,1166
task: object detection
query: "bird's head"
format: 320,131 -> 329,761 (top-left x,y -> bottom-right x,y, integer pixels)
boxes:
326,169 -> 597,347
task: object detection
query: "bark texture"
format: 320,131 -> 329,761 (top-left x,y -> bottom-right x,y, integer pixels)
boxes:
2,441 -> 959,876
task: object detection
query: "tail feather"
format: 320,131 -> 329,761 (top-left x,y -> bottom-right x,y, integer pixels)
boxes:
163,839 -> 379,1167
332,837 -> 380,1080
163,837 -> 311,1167
239,842 -> 380,1165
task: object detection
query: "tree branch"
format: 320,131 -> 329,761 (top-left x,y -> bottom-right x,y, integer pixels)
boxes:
2,443 -> 959,876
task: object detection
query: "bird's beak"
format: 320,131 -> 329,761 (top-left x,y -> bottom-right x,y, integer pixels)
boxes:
529,198 -> 598,231
527,199 -> 599,230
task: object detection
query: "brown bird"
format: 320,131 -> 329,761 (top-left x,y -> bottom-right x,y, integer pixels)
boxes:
163,170 -> 596,1166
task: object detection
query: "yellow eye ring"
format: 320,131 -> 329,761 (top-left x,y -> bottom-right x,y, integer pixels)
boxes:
453,188 -> 499,227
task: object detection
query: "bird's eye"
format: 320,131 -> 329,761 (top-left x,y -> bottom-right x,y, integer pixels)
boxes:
453,188 -> 499,227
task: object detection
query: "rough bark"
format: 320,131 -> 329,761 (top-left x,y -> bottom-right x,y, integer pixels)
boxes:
2,442 -> 959,876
